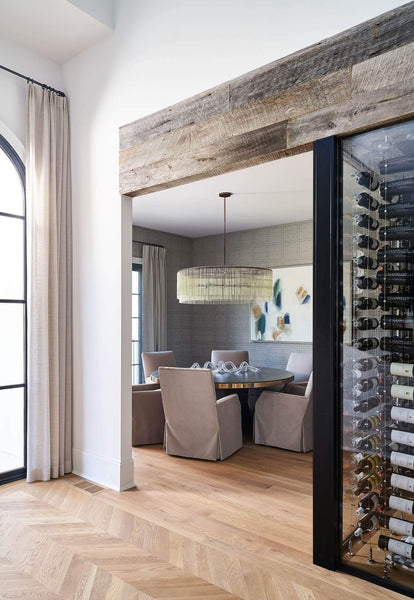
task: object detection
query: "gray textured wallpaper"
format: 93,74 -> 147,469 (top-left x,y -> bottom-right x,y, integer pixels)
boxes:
133,220 -> 313,370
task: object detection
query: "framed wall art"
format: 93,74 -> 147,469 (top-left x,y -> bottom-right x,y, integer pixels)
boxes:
250,264 -> 312,343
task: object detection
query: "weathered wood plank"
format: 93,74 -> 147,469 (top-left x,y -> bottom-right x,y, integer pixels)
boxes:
121,121 -> 289,197
229,3 -> 414,110
119,3 -> 414,197
288,80 -> 414,149
119,69 -> 351,177
351,40 -> 414,94
120,3 -> 414,154
120,85 -> 230,151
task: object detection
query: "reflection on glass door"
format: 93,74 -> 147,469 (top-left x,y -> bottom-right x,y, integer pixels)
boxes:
132,263 -> 142,384
0,135 -> 26,485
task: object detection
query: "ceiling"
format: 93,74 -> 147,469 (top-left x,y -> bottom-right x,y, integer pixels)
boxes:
132,151 -> 313,238
0,0 -> 113,63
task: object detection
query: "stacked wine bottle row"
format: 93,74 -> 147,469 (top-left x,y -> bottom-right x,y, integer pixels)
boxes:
346,164 -> 414,569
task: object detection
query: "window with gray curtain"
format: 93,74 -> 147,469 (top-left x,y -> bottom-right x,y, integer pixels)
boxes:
142,245 -> 167,352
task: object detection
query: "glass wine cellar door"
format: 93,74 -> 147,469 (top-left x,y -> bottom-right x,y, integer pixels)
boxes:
314,118 -> 414,597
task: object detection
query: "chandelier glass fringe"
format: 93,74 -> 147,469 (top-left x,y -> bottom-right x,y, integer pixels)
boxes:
177,265 -> 273,304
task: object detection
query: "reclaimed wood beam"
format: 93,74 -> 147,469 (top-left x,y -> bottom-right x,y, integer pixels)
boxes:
120,3 -> 414,197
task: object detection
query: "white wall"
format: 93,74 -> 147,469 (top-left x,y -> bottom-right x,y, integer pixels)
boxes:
62,0 -> 403,490
0,34 -> 63,153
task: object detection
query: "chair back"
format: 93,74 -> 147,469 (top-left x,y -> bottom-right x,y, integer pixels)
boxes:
211,349 -> 249,367
305,372 -> 313,398
142,350 -> 176,381
286,352 -> 312,382
159,367 -> 220,459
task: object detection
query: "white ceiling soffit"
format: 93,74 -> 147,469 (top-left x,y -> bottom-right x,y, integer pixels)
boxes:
0,0 -> 113,64
132,152 -> 313,238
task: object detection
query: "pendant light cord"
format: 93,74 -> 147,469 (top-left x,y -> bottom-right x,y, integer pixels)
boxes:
219,191 -> 232,267
223,196 -> 226,266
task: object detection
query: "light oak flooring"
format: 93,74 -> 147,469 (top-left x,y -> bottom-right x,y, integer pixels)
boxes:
0,441 -> 408,599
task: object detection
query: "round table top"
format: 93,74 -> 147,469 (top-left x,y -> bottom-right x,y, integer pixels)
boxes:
151,367 -> 294,389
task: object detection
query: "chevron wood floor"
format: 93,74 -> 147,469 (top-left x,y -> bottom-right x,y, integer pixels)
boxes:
0,441 -> 407,599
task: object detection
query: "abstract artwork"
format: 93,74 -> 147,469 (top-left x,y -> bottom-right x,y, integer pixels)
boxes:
250,265 -> 312,343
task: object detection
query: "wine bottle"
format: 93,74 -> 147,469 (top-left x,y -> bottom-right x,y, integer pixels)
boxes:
391,472 -> 414,493
378,246 -> 414,263
354,454 -> 381,474
355,171 -> 380,191
390,406 -> 414,424
353,397 -> 380,413
380,337 -> 414,355
354,214 -> 380,231
381,316 -> 414,331
377,271 -> 414,286
377,361 -> 414,378
354,511 -> 379,537
378,292 -> 414,309
378,202 -> 414,220
389,429 -> 414,447
391,450 -> 414,470
378,535 -> 414,559
354,276 -> 378,290
380,177 -> 414,198
389,494 -> 414,515
354,192 -> 380,210
356,491 -> 384,515
354,435 -> 380,452
355,415 -> 381,432
353,318 -> 379,330
353,472 -> 381,495
354,338 -> 379,351
379,225 -> 414,241
354,234 -> 379,250
379,514 -> 414,536
353,297 -> 379,310
392,385 -> 414,402
353,255 -> 379,270
354,357 -> 379,371
355,377 -> 378,393
379,156 -> 414,175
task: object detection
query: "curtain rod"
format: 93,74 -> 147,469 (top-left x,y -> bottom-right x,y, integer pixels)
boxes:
132,240 -> 165,248
0,64 -> 66,97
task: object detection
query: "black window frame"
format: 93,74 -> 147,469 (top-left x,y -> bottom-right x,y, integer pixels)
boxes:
0,133 -> 27,486
132,262 -> 143,384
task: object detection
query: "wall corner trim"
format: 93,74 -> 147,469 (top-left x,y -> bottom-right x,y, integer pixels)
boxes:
72,448 -> 135,492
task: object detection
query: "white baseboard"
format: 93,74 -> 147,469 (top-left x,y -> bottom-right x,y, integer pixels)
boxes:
72,447 -> 135,491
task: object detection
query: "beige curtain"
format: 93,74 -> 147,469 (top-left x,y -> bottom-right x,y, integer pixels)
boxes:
26,83 -> 72,482
142,245 -> 167,351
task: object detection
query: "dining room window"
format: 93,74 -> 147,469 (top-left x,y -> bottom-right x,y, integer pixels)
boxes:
132,263 -> 143,384
0,134 -> 26,485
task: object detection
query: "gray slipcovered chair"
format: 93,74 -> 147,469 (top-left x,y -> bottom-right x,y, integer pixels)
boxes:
285,352 -> 312,386
211,349 -> 251,431
254,372 -> 313,452
142,350 -> 176,383
132,383 -> 165,445
211,349 -> 249,366
159,367 -> 243,461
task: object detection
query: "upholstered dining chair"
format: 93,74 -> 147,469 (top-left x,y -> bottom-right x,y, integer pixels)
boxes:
285,352 -> 312,385
142,350 -> 176,383
211,350 -> 249,366
132,383 -> 165,445
159,367 -> 243,461
254,373 -> 313,452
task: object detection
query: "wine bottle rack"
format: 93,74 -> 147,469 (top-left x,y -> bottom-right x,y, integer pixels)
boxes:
341,119 -> 414,589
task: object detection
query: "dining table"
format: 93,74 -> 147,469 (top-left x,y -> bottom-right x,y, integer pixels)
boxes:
150,366 -> 294,389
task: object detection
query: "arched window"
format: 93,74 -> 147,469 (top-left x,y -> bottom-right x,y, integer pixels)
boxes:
0,134 -> 26,484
